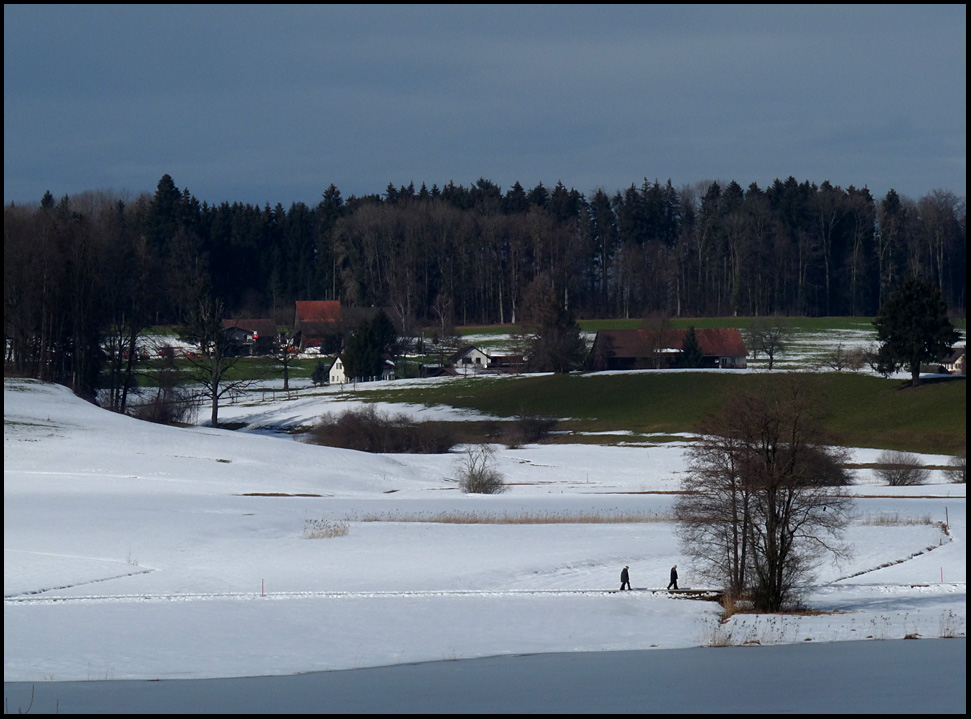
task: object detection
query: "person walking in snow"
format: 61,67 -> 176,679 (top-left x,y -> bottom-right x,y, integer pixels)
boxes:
620,565 -> 631,591
667,564 -> 679,590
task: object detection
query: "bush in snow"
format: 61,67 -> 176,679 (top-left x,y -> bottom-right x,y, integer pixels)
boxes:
503,415 -> 558,449
944,451 -> 966,484
874,450 -> 930,486
456,444 -> 507,494
308,406 -> 458,454
128,384 -> 198,426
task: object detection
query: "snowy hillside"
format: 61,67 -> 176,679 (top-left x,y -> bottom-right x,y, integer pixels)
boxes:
3,377 -> 965,684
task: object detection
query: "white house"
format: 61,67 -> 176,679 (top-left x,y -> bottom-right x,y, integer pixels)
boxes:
328,353 -> 396,385
448,345 -> 524,375
329,354 -> 349,385
942,347 -> 966,375
450,346 -> 492,374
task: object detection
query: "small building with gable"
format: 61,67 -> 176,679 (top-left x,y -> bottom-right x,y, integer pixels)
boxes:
450,345 -> 525,375
220,318 -> 278,356
328,351 -> 395,385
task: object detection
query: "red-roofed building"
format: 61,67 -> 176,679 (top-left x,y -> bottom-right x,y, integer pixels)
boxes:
293,302 -> 396,352
294,301 -> 343,351
295,300 -> 342,325
589,328 -> 747,370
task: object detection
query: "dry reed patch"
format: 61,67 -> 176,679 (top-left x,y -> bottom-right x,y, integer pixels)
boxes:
719,591 -> 850,622
303,519 -> 349,539
350,510 -> 674,525
857,512 -> 936,526
706,605 -> 854,648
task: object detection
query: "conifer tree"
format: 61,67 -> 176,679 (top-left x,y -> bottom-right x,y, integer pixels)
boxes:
680,326 -> 704,368
521,276 -> 587,373
873,277 -> 960,386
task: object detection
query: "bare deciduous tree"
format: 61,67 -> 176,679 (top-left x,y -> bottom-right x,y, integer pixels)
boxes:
181,293 -> 253,428
675,376 -> 853,611
677,431 -> 752,597
641,314 -> 674,369
275,329 -> 297,392
745,317 -> 793,370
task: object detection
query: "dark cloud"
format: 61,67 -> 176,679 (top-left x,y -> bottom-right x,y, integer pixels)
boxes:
4,5 -> 965,206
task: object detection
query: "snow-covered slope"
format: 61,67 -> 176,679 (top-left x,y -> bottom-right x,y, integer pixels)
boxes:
4,378 -> 965,682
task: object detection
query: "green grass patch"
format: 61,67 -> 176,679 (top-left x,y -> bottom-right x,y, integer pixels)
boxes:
820,374 -> 965,454
363,371 -> 966,455
576,316 -> 879,333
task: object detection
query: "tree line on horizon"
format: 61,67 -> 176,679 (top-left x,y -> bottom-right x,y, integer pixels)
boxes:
3,173 -> 966,397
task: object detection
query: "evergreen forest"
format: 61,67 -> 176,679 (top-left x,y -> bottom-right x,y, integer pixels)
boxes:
4,173 -> 966,398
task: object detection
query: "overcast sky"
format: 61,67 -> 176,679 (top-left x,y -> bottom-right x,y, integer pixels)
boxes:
4,5 -> 966,208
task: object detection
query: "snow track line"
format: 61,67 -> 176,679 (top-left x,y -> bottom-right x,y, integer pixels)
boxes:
3,568 -> 155,600
3,587 -> 721,606
830,528 -> 955,584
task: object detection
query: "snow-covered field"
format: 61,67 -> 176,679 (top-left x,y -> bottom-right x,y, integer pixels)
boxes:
5,373 -> 965,693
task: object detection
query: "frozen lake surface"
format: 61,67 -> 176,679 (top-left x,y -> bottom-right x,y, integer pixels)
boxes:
4,639 -> 965,714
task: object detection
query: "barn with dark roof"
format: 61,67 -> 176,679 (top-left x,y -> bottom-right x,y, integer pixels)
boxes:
588,328 -> 747,371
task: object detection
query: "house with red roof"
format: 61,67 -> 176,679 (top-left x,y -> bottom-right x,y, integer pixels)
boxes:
293,301 -> 343,351
293,301 -> 396,353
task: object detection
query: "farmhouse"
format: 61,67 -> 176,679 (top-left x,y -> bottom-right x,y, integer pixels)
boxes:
220,318 -> 278,356
450,345 -> 525,375
588,328 -> 748,371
